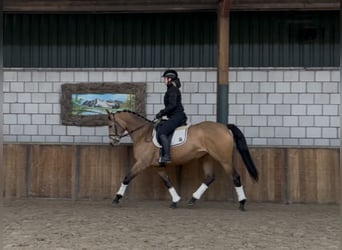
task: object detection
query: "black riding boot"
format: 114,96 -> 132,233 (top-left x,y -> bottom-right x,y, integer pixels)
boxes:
159,134 -> 171,164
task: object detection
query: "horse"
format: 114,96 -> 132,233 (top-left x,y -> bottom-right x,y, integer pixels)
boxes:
106,110 -> 258,211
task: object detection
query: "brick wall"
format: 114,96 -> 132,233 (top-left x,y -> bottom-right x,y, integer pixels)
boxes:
3,68 -> 340,146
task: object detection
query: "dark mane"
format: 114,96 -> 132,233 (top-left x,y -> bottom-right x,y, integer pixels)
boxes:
115,110 -> 153,123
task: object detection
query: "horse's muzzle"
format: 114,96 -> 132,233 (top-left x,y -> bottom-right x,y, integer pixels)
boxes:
109,136 -> 121,146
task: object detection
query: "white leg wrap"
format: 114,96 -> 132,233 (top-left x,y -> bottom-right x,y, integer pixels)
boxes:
168,187 -> 181,203
117,183 -> 128,196
235,186 -> 246,202
192,183 -> 208,200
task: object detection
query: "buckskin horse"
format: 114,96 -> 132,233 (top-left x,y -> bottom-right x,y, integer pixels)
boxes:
107,110 -> 258,211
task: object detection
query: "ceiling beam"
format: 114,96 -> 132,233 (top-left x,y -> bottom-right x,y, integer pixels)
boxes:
221,0 -> 231,17
3,0 -> 340,13
232,0 -> 340,11
3,0 -> 218,13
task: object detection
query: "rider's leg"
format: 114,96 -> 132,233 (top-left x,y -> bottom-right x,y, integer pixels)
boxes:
159,134 -> 171,163
156,120 -> 175,165
156,115 -> 186,165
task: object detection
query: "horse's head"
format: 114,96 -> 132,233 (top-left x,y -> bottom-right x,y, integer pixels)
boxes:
106,109 -> 153,146
106,110 -> 128,146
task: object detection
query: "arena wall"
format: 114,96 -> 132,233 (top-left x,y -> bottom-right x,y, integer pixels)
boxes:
3,67 -> 340,203
3,144 -> 339,204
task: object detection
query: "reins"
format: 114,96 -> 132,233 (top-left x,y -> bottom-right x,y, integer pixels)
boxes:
109,112 -> 152,139
126,122 -> 150,137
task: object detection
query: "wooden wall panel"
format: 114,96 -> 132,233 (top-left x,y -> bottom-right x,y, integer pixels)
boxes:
235,148 -> 287,202
178,160 -> 207,200
29,145 -> 76,198
127,164 -> 181,201
316,149 -> 340,203
288,148 -> 339,203
3,144 -> 28,198
78,145 -> 130,200
180,159 -> 234,201
2,144 -> 340,204
128,159 -> 233,202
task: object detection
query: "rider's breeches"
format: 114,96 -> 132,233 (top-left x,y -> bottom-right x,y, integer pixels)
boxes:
156,114 -> 186,141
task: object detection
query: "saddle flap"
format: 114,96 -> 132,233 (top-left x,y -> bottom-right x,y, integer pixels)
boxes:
152,124 -> 190,148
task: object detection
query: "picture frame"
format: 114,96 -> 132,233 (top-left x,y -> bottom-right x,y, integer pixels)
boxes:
61,82 -> 146,126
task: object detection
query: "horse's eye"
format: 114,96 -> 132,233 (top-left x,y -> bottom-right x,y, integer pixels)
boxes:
109,125 -> 113,128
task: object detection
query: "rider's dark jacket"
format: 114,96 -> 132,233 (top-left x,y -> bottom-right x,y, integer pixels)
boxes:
159,79 -> 185,119
156,79 -> 187,138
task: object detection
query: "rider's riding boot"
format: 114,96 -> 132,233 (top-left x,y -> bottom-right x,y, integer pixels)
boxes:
159,134 -> 171,164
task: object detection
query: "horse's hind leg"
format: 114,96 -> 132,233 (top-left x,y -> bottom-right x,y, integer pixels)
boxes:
158,170 -> 181,208
188,156 -> 215,206
233,169 -> 247,211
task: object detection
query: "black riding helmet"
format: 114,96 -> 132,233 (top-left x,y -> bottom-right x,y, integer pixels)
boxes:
162,69 -> 178,79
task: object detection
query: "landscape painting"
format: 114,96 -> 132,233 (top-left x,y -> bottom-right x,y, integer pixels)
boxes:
61,82 -> 146,126
72,93 -> 135,115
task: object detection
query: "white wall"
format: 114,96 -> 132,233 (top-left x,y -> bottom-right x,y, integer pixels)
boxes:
3,68 -> 340,147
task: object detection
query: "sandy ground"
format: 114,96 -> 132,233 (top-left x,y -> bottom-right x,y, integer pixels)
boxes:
3,199 -> 339,250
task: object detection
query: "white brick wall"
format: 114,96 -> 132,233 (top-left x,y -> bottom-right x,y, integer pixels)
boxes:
3,68 -> 340,147
228,68 -> 340,146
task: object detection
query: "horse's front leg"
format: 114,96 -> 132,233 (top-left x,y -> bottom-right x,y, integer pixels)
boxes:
158,169 -> 181,208
112,161 -> 146,206
112,172 -> 135,205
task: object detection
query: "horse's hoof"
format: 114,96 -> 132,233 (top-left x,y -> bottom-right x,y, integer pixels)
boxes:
170,202 -> 177,209
112,200 -> 119,207
239,199 -> 246,211
112,195 -> 122,207
188,197 -> 197,206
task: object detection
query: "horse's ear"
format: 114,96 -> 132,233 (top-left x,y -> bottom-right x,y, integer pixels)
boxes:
106,109 -> 112,120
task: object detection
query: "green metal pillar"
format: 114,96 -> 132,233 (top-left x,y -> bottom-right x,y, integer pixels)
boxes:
216,0 -> 230,124
217,84 -> 228,124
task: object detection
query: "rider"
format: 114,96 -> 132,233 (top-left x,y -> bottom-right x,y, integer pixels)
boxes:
155,69 -> 187,165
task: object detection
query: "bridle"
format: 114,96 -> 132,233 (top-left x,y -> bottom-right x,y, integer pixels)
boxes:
108,112 -> 150,145
108,114 -> 127,143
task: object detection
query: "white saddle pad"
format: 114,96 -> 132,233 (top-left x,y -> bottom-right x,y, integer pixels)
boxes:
153,124 -> 190,148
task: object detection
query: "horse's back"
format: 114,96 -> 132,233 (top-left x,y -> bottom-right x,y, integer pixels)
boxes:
187,121 -> 232,142
177,121 -> 234,164
190,121 -> 229,132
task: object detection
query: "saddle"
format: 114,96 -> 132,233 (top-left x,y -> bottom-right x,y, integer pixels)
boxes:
152,124 -> 190,148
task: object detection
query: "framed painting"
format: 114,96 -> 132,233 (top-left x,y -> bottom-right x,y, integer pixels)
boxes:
61,82 -> 146,126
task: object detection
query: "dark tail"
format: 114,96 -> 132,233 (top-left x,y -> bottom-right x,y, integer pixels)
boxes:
227,124 -> 259,182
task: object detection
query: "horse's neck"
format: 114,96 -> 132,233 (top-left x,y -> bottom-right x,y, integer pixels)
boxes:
125,117 -> 151,142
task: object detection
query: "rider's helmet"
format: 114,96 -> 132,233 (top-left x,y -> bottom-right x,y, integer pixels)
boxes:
162,69 -> 178,79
